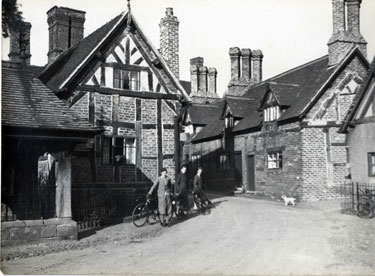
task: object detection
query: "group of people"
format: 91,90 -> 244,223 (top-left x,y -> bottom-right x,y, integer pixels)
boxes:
147,165 -> 212,227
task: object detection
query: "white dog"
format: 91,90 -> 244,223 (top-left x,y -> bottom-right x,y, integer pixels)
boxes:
281,195 -> 296,206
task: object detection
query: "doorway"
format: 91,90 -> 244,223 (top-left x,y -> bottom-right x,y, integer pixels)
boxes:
247,155 -> 255,191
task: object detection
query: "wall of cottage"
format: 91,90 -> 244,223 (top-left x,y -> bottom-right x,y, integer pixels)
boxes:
347,122 -> 375,183
70,91 -> 177,220
300,55 -> 369,201
235,122 -> 303,200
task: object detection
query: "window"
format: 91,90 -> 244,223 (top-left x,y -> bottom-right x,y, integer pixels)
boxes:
113,69 -> 140,90
264,106 -> 280,122
267,152 -> 282,169
102,136 -> 136,165
191,154 -> 201,170
220,154 -> 230,170
225,116 -> 234,129
369,153 -> 375,177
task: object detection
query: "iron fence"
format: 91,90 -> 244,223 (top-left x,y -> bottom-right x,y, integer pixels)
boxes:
340,182 -> 375,214
72,185 -> 150,231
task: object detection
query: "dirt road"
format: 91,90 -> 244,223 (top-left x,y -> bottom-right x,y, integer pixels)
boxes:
2,195 -> 375,275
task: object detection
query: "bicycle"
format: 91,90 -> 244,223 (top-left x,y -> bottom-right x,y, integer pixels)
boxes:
132,195 -> 175,227
357,188 -> 374,219
193,190 -> 212,212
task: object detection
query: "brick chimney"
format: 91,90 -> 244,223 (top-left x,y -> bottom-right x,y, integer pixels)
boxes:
190,57 -> 218,101
228,47 -> 263,96
8,22 -> 32,65
190,57 -> 203,95
208,67 -> 217,97
229,47 -> 241,81
159,7 -> 180,79
47,6 -> 86,64
251,50 -> 263,83
240,48 -> 251,82
198,66 -> 208,94
328,0 -> 367,66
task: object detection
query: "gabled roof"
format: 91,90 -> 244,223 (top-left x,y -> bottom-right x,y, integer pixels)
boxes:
2,62 -> 100,133
187,103 -> 223,125
226,96 -> 256,118
232,111 -> 262,133
191,47 -> 369,141
38,11 -> 189,101
340,55 -> 375,133
191,119 -> 225,143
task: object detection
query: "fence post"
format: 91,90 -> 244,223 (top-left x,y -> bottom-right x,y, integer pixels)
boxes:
351,181 -> 354,212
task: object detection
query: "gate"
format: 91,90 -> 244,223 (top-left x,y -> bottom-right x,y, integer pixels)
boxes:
340,182 -> 375,214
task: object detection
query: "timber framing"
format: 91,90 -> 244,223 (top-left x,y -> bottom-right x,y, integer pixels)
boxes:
78,84 -> 181,101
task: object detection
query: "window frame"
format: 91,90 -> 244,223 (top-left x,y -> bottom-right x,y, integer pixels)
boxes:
101,136 -> 137,165
113,69 -> 140,91
267,151 -> 282,170
368,152 -> 375,177
264,106 -> 280,122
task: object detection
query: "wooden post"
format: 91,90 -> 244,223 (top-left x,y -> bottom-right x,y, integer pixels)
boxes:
55,152 -> 72,218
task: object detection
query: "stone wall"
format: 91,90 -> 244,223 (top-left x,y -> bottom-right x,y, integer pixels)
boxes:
1,218 -> 77,246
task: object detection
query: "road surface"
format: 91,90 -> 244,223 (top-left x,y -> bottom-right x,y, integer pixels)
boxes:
2,195 -> 375,275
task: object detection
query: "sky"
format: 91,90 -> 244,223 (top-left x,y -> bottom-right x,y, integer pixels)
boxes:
2,0 -> 375,96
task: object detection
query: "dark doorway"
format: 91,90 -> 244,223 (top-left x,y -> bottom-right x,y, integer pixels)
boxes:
38,153 -> 56,219
233,152 -> 243,187
247,155 -> 255,191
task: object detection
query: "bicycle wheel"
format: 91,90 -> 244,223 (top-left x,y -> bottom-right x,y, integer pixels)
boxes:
165,201 -> 174,223
132,203 -> 149,227
357,198 -> 373,219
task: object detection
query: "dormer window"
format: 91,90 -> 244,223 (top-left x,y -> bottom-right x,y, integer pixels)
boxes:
225,115 -> 234,128
113,69 -> 140,90
264,106 -> 280,122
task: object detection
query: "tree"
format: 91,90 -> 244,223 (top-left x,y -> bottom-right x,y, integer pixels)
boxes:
2,0 -> 24,38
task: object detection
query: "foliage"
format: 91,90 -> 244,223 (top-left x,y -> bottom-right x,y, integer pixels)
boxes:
2,0 -> 24,38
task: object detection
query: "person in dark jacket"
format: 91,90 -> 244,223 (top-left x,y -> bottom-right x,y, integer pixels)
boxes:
148,168 -> 172,226
174,165 -> 189,215
193,167 -> 212,208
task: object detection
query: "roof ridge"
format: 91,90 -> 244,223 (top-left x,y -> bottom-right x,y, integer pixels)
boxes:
270,55 -> 328,80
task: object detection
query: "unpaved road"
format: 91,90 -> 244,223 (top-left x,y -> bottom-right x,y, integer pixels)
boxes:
2,195 -> 375,275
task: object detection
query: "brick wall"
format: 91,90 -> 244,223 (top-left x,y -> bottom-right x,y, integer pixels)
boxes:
142,99 -> 157,124
118,96 -> 136,122
71,93 -> 89,120
142,159 -> 158,182
95,93 -> 112,121
142,129 -> 157,157
162,129 -> 174,155
241,129 -> 304,200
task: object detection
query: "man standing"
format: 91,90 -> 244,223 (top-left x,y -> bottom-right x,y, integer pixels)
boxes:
193,167 -> 212,209
148,168 -> 172,226
174,165 -> 189,215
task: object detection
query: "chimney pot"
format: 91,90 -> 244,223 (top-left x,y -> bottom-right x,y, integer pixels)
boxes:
47,6 -> 85,64
166,7 -> 174,16
190,57 -> 204,67
252,50 -> 263,83
241,48 -> 252,82
229,47 -> 241,81
208,67 -> 218,96
328,0 -> 367,66
8,22 -> 32,65
160,7 -> 180,79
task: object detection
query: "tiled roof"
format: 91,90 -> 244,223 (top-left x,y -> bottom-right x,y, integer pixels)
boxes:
191,119 -> 225,143
38,13 -> 125,93
226,96 -> 257,118
38,12 -> 189,101
244,55 -> 336,122
340,55 -> 375,133
191,49 -> 369,140
232,111 -> 262,133
2,62 -> 100,132
188,103 -> 223,125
